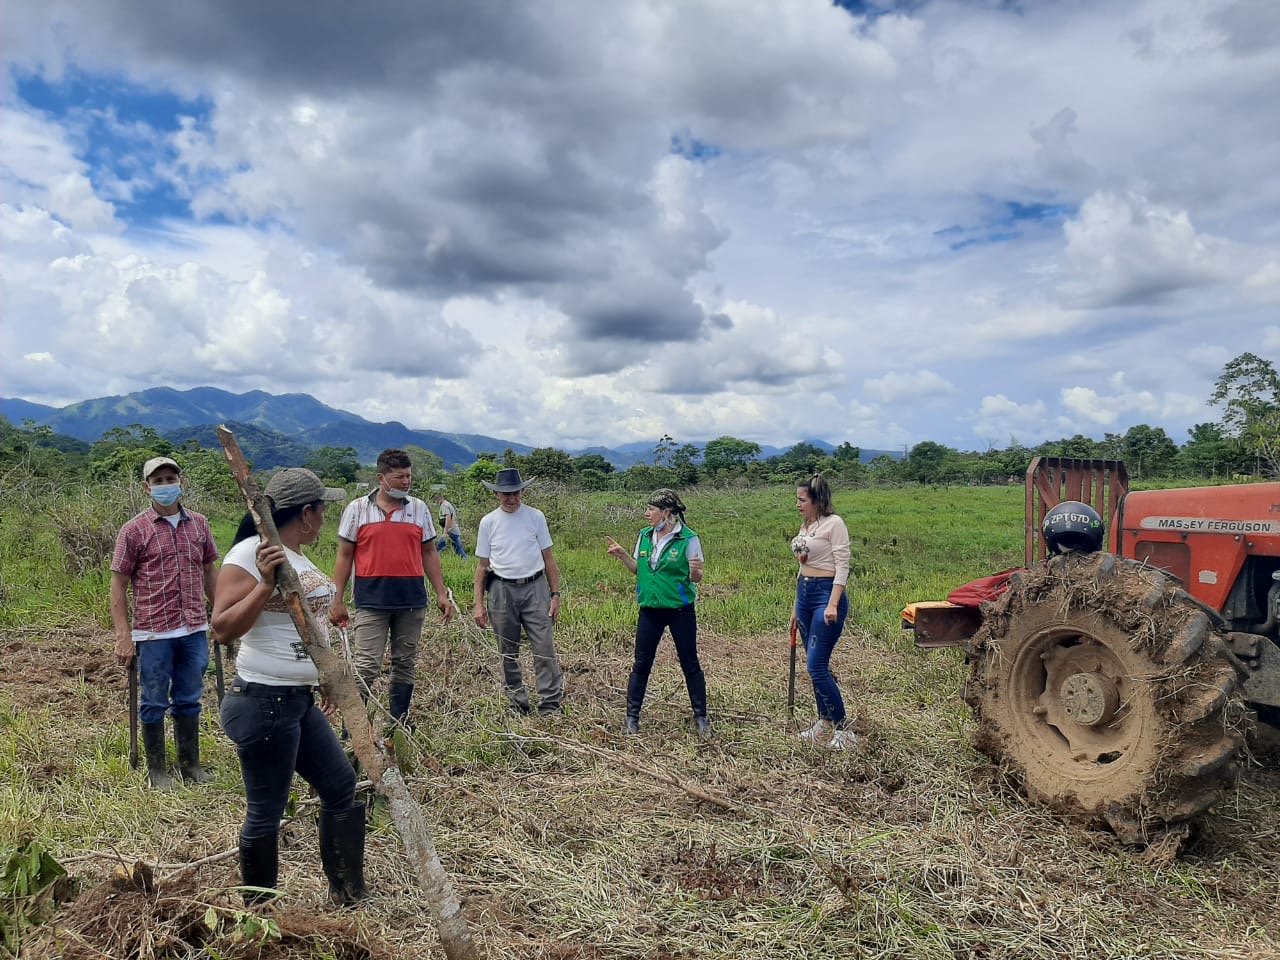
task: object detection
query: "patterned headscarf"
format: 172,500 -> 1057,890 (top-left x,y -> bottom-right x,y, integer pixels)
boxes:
647,488 -> 687,522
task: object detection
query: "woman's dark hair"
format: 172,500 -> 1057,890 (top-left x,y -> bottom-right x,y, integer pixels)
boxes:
232,499 -> 321,545
797,474 -> 834,518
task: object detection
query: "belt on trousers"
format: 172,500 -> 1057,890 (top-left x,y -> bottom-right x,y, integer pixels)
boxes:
490,570 -> 545,585
229,678 -> 315,697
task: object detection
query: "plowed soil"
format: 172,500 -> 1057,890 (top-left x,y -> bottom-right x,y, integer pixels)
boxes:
6,621 -> 1280,960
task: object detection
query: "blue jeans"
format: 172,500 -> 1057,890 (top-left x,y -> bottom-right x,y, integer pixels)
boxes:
794,576 -> 848,727
436,529 -> 468,558
136,630 -> 209,724
219,679 -> 356,839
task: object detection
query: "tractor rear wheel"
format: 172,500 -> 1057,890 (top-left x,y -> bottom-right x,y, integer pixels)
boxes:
965,552 -> 1250,843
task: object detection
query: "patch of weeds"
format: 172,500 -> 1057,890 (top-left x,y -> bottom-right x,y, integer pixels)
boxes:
0,838 -> 74,953
203,903 -> 282,944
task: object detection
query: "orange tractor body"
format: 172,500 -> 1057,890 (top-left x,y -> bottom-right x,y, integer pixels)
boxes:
914,457 -> 1280,709
907,458 -> 1279,842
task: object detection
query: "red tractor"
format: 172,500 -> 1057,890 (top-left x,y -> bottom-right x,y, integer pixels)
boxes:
909,458 -> 1279,844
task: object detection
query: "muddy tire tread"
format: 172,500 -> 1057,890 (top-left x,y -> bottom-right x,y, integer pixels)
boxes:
967,552 -> 1249,840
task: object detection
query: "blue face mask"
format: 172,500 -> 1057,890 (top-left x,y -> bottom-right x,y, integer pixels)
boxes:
149,483 -> 183,506
384,486 -> 410,501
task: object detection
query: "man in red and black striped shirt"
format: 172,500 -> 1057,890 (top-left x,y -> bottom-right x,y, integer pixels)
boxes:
330,449 -> 453,731
111,456 -> 219,790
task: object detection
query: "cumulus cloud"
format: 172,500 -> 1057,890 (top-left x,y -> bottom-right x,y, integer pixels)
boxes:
3,0 -> 904,379
1060,386 -> 1118,426
1059,192 -> 1238,308
0,200 -> 479,399
1030,107 -> 1095,187
643,301 -> 843,395
1245,261 -> 1280,298
1,104 -> 119,232
863,370 -> 955,404
2,0 -> 1279,452
1056,372 -> 1202,434
973,394 -> 1050,443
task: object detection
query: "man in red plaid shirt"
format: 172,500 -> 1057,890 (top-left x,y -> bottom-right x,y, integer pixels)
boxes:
110,456 -> 219,790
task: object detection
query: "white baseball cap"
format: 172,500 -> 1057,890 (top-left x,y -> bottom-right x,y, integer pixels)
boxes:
142,456 -> 181,481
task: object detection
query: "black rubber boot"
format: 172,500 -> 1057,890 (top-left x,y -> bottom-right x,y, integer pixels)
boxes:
141,721 -> 174,791
239,833 -> 279,906
625,670 -> 646,735
688,672 -> 711,739
319,804 -> 369,906
387,683 -> 414,729
173,714 -> 212,784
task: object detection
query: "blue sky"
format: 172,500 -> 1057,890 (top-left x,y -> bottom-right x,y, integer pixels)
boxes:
2,0 -> 1278,451
14,71 -> 212,227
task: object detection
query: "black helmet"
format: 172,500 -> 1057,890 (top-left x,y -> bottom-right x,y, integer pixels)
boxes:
1042,500 -> 1104,555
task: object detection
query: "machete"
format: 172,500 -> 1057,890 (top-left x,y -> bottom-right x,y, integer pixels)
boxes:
128,657 -> 139,769
211,631 -> 226,703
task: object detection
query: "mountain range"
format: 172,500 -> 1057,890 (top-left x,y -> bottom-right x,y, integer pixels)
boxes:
1,386 -> 897,469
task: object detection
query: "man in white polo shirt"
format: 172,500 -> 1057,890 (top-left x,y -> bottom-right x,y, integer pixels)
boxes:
472,469 -> 564,715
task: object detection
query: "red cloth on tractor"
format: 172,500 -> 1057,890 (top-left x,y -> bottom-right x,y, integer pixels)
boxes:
945,568 -> 1024,607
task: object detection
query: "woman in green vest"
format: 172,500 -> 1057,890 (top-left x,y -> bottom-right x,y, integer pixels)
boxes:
606,489 -> 711,739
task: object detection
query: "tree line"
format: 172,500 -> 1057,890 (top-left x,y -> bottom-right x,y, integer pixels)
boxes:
3,352 -> 1276,491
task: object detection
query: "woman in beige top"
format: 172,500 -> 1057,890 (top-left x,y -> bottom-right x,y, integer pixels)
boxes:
789,474 -> 857,749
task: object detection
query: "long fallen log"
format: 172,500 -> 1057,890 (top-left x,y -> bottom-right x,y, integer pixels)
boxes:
216,425 -> 483,960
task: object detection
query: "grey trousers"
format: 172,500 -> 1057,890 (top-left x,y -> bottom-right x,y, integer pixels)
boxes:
351,606 -> 427,689
487,577 -> 563,712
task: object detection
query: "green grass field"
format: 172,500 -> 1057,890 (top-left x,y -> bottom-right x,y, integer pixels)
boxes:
1,477 -> 1277,959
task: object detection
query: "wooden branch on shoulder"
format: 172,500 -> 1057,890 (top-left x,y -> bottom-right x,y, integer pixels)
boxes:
216,425 -> 484,960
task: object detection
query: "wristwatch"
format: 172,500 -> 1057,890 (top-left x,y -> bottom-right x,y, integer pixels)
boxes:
550,591 -> 561,597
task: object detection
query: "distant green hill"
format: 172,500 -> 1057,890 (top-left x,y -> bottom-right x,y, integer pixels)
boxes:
26,386 -> 364,441
1,386 -> 896,468
1,386 -> 532,467
166,421 -> 315,471
301,421 -> 477,468
0,398 -> 58,424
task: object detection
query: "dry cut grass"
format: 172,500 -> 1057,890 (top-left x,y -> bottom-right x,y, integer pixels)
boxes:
4,615 -> 1279,959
